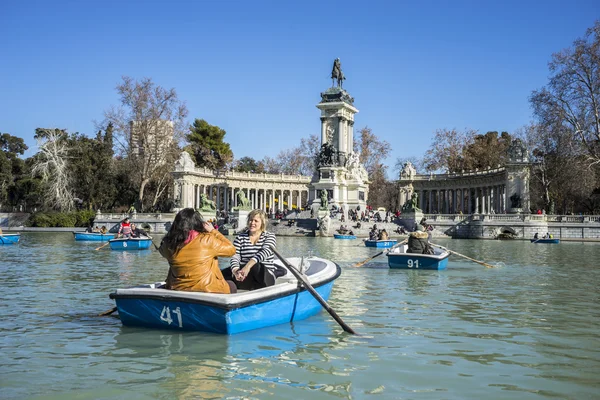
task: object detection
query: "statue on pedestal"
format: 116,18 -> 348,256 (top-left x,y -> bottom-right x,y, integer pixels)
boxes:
318,142 -> 335,166
198,193 -> 217,212
400,161 -> 416,180
401,192 -> 422,213
331,58 -> 346,88
319,189 -> 329,210
234,190 -> 252,210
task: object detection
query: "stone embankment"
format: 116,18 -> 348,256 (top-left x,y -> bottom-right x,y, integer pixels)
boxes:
2,212 -> 599,241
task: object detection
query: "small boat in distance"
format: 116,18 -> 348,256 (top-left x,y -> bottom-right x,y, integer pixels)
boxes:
0,233 -> 20,244
109,237 -> 153,250
73,231 -> 116,241
333,234 -> 357,239
387,244 -> 450,270
364,239 -> 397,248
530,238 -> 560,244
108,256 -> 341,334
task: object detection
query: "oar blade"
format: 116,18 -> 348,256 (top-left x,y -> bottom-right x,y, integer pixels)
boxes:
98,306 -> 118,316
271,247 -> 356,334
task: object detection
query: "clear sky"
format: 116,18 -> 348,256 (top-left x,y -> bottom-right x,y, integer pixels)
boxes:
1,0 -> 598,176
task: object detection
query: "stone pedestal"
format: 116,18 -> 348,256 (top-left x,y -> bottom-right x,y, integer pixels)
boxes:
317,211 -> 330,237
400,210 -> 424,231
232,210 -> 249,233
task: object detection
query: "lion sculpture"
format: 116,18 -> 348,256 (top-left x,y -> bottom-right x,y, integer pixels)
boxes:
198,193 -> 217,212
235,190 -> 252,210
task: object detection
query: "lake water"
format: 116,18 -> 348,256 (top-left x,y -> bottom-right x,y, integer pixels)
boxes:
1,233 -> 599,399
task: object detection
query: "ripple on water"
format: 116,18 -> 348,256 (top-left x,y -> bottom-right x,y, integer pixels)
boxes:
1,234 -> 599,399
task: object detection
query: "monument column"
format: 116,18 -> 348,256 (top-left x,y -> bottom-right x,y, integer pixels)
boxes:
311,58 -> 364,217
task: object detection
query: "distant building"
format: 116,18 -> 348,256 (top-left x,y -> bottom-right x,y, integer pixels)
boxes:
129,120 -> 174,163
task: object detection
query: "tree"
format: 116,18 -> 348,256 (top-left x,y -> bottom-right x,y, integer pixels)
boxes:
422,128 -> 476,173
297,134 -> 321,177
354,127 -> 392,208
66,124 -> 117,210
0,133 -> 28,209
354,127 -> 392,177
255,134 -> 321,176
104,76 -> 188,210
521,123 -> 597,214
530,21 -> 600,167
185,119 -> 233,170
233,156 -> 265,173
31,128 -> 73,211
461,131 -> 513,170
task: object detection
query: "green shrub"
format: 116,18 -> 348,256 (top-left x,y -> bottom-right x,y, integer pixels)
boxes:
27,210 -> 96,227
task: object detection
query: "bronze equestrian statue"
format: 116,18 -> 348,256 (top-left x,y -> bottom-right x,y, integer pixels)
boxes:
331,58 -> 346,88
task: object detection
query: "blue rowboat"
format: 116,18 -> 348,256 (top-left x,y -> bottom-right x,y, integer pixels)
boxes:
387,244 -> 450,270
73,231 -> 116,241
0,234 -> 20,244
108,256 -> 341,334
109,237 -> 153,250
365,239 -> 398,248
530,238 -> 560,244
334,234 -> 357,239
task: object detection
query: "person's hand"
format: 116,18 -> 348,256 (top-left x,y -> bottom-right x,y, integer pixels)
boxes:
234,263 -> 254,281
203,221 -> 214,233
233,267 -> 244,281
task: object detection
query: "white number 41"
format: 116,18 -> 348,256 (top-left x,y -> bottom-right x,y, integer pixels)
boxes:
160,306 -> 183,328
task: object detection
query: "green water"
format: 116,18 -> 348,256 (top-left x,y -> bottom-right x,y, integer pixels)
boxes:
1,233 -> 599,399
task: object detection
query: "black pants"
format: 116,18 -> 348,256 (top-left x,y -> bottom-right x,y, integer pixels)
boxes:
222,262 -> 275,290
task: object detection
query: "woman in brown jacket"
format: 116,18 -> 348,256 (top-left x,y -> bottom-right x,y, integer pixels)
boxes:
159,208 -> 237,294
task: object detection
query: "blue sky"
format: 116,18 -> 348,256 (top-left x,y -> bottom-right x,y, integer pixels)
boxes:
1,0 -> 598,177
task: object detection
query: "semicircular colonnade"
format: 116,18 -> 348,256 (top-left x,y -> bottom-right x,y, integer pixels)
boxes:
173,160 -> 312,214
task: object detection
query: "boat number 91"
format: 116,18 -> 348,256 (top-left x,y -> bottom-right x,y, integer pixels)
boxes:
160,306 -> 183,328
407,259 -> 420,268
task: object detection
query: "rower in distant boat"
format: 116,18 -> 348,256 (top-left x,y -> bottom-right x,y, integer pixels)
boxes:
117,217 -> 132,238
407,225 -> 434,254
369,225 -> 379,241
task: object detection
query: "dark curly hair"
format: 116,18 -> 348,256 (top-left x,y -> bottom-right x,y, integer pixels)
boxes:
161,208 -> 207,254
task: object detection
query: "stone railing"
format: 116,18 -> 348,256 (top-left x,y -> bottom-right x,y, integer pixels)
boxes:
422,213 -> 600,223
182,167 -> 311,183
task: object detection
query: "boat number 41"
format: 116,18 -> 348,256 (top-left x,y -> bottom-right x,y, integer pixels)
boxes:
407,259 -> 420,268
160,306 -> 183,328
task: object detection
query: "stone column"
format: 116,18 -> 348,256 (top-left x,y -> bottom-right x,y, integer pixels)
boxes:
338,117 -> 345,161
321,117 -> 327,144
348,121 -> 354,154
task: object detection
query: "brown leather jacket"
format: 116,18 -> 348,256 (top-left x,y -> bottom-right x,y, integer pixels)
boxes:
160,230 -> 235,293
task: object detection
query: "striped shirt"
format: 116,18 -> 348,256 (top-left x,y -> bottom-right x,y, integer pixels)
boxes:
230,231 -> 277,274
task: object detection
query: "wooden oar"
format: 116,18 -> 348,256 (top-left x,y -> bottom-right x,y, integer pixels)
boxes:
270,246 -> 357,335
352,239 -> 407,267
99,306 -> 117,316
431,243 -> 496,268
95,242 -> 110,251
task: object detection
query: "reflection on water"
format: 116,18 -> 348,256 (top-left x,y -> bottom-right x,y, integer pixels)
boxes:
1,233 -> 599,399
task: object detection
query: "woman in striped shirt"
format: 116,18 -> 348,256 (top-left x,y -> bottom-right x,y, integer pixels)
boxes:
228,209 -> 278,290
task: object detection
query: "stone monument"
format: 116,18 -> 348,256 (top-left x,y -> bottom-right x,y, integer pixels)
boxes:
310,59 -> 368,221
231,189 -> 252,233
398,161 -> 423,231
